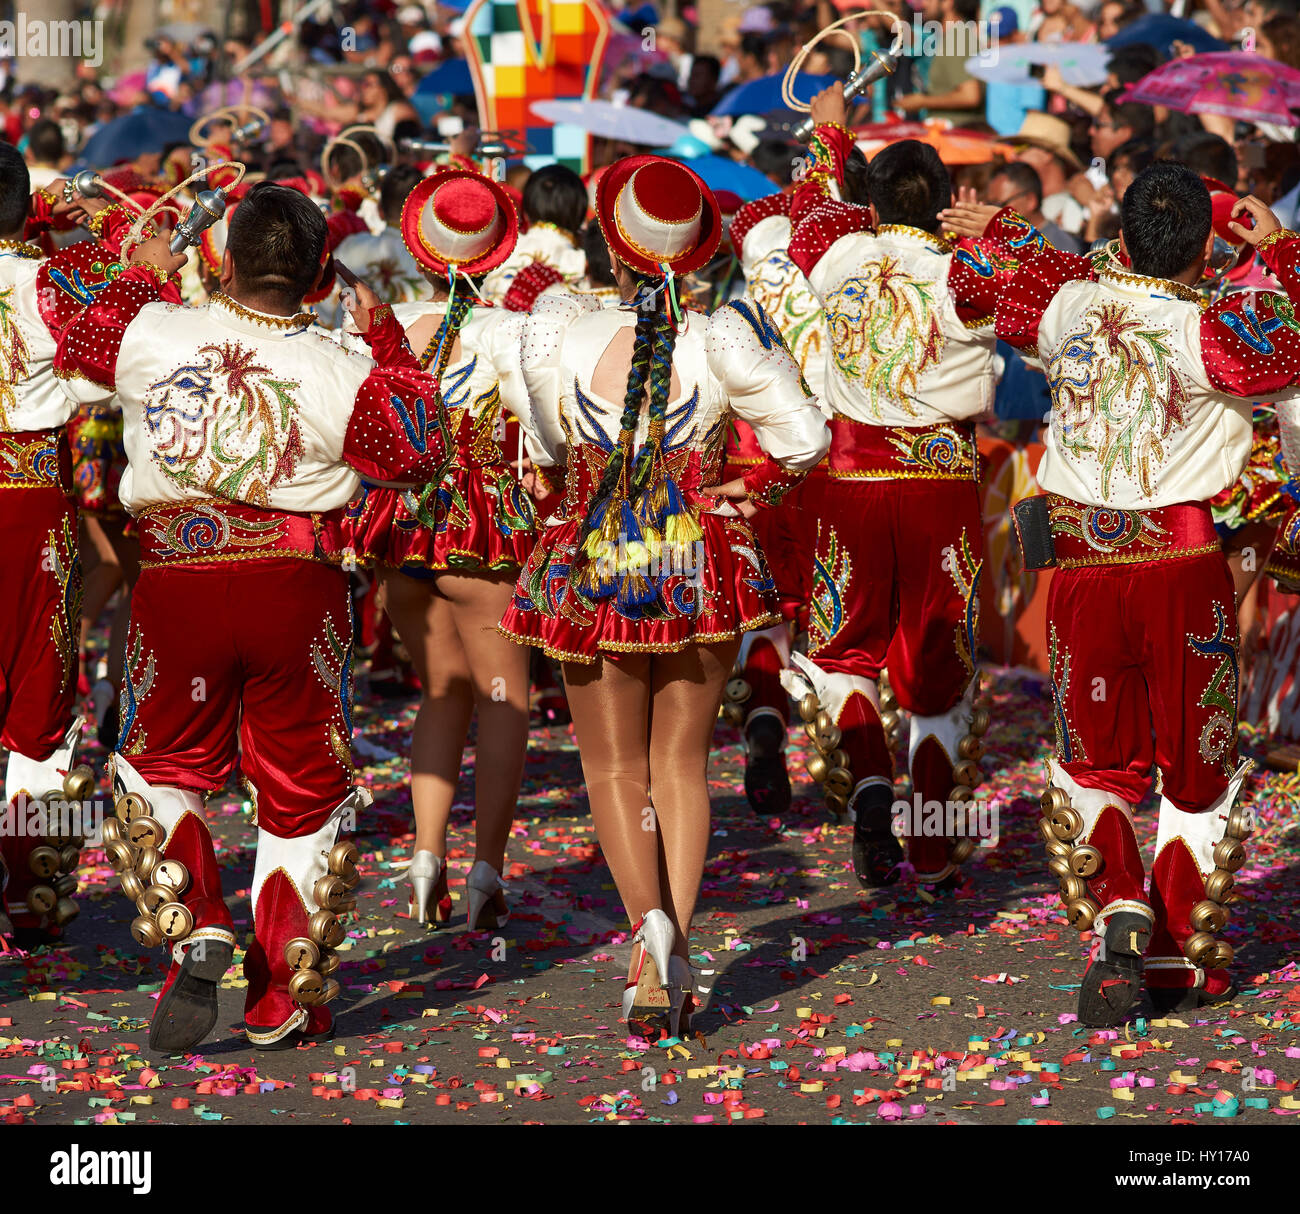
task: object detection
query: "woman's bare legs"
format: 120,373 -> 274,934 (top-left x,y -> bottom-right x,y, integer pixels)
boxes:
649,641 -> 738,958
437,571 -> 530,879
380,569 -> 473,860
564,640 -> 738,956
78,515 -> 123,682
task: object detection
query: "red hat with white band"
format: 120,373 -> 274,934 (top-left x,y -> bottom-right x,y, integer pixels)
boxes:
596,155 -> 721,278
400,168 -> 518,278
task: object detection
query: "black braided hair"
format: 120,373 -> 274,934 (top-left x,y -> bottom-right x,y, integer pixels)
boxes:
628,298 -> 681,508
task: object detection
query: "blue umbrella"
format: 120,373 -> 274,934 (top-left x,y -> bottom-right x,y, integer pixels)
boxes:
711,71 -> 837,118
1106,14 -> 1225,59
412,58 -> 475,123
663,150 -> 778,202
77,104 -> 194,168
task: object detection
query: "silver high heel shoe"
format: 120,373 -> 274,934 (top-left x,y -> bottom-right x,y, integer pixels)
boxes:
407,851 -> 450,925
465,860 -> 509,931
620,908 -> 675,1021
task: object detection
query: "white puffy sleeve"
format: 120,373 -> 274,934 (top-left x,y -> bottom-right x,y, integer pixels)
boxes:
520,291 -> 601,467
480,307 -> 548,455
707,296 -> 829,476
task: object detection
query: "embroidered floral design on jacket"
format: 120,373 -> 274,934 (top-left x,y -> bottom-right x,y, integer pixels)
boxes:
1189,601 -> 1239,775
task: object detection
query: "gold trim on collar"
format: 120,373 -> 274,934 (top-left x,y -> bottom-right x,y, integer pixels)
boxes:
1099,265 -> 1204,306
211,292 -> 314,329
0,238 -> 43,259
877,224 -> 953,255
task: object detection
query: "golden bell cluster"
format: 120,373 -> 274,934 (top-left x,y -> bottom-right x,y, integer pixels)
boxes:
283,839 -> 359,1008
944,681 -> 992,872
797,693 -> 853,818
878,674 -> 902,754
1037,784 -> 1102,931
720,674 -> 751,727
104,792 -> 195,949
1184,801 -> 1252,971
18,763 -> 95,928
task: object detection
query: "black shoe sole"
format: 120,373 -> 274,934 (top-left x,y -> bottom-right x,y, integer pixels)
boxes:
852,831 -> 903,888
249,1022 -> 337,1051
1078,912 -> 1150,1027
744,753 -> 792,816
149,940 -> 233,1054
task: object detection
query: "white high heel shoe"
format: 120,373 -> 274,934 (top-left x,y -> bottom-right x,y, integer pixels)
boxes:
407,851 -> 451,925
465,860 -> 509,931
620,909 -> 675,1021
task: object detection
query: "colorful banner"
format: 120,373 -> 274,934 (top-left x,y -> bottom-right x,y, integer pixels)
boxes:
463,0 -> 610,174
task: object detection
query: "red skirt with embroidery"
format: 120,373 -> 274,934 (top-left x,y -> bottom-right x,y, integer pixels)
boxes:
67,403 -> 131,528
345,455 -> 538,574
498,511 -> 781,663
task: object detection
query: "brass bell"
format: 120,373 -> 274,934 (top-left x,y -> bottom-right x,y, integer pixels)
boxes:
1037,817 -> 1057,845
127,816 -> 166,849
1184,932 -> 1218,966
1212,838 -> 1246,873
953,760 -> 982,787
879,686 -> 897,711
284,937 -> 320,971
152,859 -> 190,894
156,902 -> 194,940
318,949 -> 341,977
803,721 -> 819,744
829,749 -> 851,771
824,790 -> 849,817
313,874 -> 351,912
120,872 -> 146,904
53,874 -> 78,897
1048,856 -> 1071,879
52,897 -> 79,927
26,885 -> 56,915
724,677 -> 751,704
328,841 -> 359,875
1044,838 -> 1071,860
100,817 -> 123,845
721,703 -> 745,726
104,838 -> 137,872
805,753 -> 829,783
818,725 -> 843,753
27,845 -> 60,879
1059,874 -> 1089,903
825,767 -> 853,795
1207,940 -> 1234,969
63,765 -> 95,801
137,884 -> 172,915
1069,845 -> 1103,878
950,838 -> 976,865
950,785 -> 974,805
815,709 -> 833,735
1049,805 -> 1083,842
798,693 -> 819,723
957,735 -> 985,762
288,969 -> 325,1005
57,844 -> 80,873
1190,899 -> 1229,933
48,825 -> 76,848
130,915 -> 164,948
134,846 -> 163,880
1205,870 -> 1235,903
115,792 -> 150,824
1224,804 -> 1253,840
1065,898 -> 1098,931
309,910 -> 346,948
968,707 -> 990,737
880,710 -> 900,733
319,977 -> 341,1005
1040,787 -> 1070,815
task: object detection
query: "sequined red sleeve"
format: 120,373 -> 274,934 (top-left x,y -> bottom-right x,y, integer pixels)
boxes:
343,305 -> 452,484
1201,231 -> 1300,397
788,122 -> 872,279
25,188 -> 63,238
52,265 -> 167,395
731,192 -> 790,256
502,261 -> 565,312
327,207 -> 370,251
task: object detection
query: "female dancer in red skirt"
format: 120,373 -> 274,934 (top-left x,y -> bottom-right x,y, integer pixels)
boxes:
500,157 -> 829,1034
343,170 -> 543,932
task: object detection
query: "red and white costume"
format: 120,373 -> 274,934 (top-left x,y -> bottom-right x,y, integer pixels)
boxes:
54,257 -> 450,1045
321,225 -> 424,328
781,122 -> 1006,880
980,213 -> 1300,1001
481,222 -> 586,308
498,158 -> 828,663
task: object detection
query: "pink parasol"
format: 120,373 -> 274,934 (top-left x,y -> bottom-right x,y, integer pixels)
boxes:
1122,51 -> 1300,126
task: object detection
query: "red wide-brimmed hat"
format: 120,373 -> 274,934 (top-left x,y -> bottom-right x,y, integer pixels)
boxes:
400,168 -> 518,278
596,155 -> 721,278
